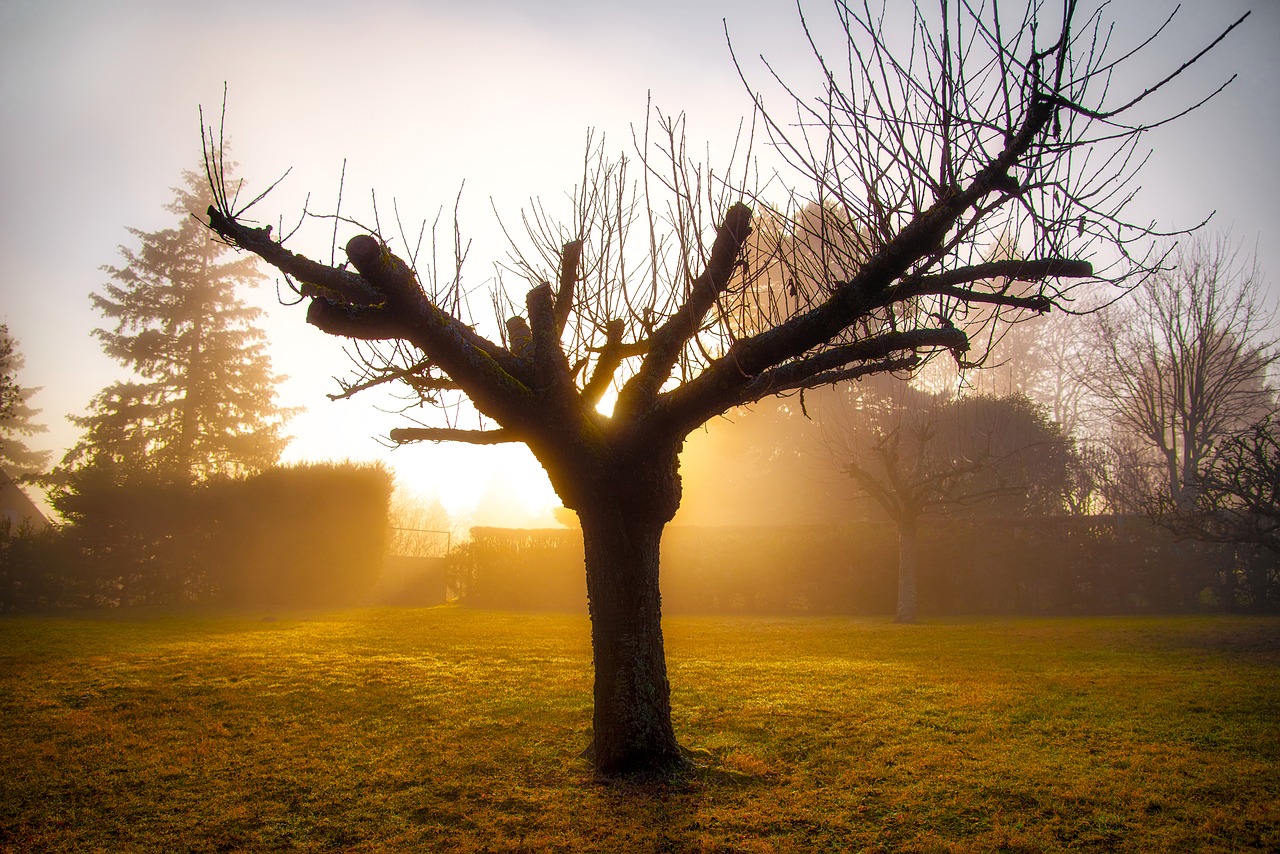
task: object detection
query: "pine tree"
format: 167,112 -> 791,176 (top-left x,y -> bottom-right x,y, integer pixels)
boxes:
64,159 -> 291,482
0,324 -> 51,479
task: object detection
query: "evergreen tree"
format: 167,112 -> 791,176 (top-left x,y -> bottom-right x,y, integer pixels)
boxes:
64,159 -> 291,482
0,324 -> 51,479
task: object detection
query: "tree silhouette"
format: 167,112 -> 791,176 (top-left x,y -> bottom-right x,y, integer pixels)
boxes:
0,325 -> 51,480
1159,417 -> 1280,554
818,378 -> 1073,622
1083,235 -> 1277,513
205,2 -> 1244,776
64,158 -> 291,483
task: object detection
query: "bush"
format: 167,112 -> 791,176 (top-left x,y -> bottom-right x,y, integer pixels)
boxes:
42,467 -> 223,607
0,518 -> 75,612
448,527 -> 585,610
2,462 -> 392,611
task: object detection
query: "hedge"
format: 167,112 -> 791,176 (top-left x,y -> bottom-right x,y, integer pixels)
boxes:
0,462 -> 391,611
446,517 -> 1279,616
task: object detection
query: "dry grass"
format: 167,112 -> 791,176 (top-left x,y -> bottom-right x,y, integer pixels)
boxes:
1,607 -> 1276,852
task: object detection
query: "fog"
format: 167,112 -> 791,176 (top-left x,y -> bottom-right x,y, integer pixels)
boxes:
1,0 -> 1275,530
676,398 -> 850,528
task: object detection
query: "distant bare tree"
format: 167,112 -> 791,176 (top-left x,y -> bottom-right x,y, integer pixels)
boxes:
1083,235 -> 1278,512
1158,417 -> 1280,553
961,307 -> 1095,438
387,489 -> 457,558
1029,309 -> 1097,438
819,377 -> 1073,622
204,1 -> 1244,776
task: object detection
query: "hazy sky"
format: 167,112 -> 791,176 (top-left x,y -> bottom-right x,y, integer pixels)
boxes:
1,0 -> 1276,525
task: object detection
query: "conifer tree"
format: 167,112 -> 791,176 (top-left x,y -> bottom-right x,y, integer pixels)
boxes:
65,159 -> 290,482
0,324 -> 51,479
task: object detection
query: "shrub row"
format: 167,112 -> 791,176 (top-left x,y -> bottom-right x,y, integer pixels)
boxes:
448,517 -> 1280,616
0,463 -> 392,611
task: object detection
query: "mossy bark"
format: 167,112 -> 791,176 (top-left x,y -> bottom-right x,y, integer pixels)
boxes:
569,444 -> 687,777
580,510 -> 685,776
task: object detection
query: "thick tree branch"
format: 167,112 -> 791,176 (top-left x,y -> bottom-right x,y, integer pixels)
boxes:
582,319 -> 642,409
650,328 -> 964,439
615,203 -> 753,418
757,355 -> 922,398
344,235 -> 426,309
897,257 -> 1093,298
341,234 -> 532,386
505,316 -> 534,358
209,207 -> 544,428
388,426 -> 519,445
737,327 -> 968,407
306,300 -> 404,340
925,287 -> 1052,312
528,282 -> 573,393
207,207 -> 381,304
554,239 -> 584,334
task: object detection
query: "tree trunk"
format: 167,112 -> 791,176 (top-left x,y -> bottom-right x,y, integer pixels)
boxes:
895,515 -> 919,623
578,504 -> 686,777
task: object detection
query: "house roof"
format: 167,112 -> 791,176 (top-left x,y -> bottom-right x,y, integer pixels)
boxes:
0,466 -> 49,531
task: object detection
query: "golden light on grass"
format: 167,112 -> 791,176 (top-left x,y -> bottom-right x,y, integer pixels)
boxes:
0,609 -> 1276,851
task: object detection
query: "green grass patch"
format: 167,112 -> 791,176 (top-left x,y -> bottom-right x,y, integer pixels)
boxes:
1,608 -> 1276,852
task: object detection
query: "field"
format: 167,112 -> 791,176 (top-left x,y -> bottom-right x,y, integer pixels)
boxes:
0,608 -> 1276,852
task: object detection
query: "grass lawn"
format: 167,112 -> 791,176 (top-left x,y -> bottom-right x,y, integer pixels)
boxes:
0,607 -> 1276,852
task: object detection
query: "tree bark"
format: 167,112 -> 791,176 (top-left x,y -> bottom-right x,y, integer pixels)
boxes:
577,497 -> 685,777
895,515 -> 920,624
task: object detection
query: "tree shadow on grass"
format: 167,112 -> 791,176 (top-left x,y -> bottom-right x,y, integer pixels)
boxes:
576,744 -> 778,849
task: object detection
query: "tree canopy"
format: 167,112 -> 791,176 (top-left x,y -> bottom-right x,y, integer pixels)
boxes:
1083,235 -> 1278,513
62,160 -> 292,484
0,325 -> 51,480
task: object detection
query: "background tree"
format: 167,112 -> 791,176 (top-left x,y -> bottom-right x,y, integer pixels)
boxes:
1083,235 -> 1277,513
387,488 -> 458,557
960,306 -> 1095,439
0,329 -> 17,424
61,158 -> 291,484
0,324 -> 51,480
818,376 -> 1073,622
205,2 -> 1242,776
1159,416 -> 1280,553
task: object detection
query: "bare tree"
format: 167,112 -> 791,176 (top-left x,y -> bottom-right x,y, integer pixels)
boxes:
959,306 -> 1095,438
1159,417 -> 1280,553
819,378 -> 1072,622
203,2 -> 1244,776
387,488 -> 457,558
1084,235 -> 1277,512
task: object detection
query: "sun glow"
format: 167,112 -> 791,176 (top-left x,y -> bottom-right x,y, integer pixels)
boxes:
281,414 -> 561,532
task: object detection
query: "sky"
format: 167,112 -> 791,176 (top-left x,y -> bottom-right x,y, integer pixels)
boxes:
1,0 -> 1276,527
